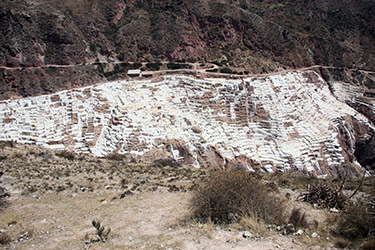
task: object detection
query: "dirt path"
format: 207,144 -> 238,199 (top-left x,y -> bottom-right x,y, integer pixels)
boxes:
1,61 -> 374,77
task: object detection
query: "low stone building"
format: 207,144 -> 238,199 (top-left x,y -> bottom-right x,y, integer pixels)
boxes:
127,69 -> 141,77
142,71 -> 153,78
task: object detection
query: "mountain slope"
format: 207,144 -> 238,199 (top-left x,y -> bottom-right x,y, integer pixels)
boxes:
1,0 -> 374,99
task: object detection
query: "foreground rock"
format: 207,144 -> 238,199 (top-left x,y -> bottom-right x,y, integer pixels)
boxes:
0,71 -> 374,177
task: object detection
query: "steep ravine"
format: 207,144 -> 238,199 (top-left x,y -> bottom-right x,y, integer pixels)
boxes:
0,70 -> 373,177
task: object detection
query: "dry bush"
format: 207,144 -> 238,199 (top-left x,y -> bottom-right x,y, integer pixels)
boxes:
0,174 -> 8,210
153,158 -> 180,168
369,189 -> 375,217
298,184 -> 347,209
106,153 -> 126,161
55,150 -> 75,161
0,141 -> 15,149
0,195 -> 6,210
0,232 -> 11,245
190,170 -> 285,225
334,238 -> 351,249
288,208 -> 308,229
336,199 -> 375,240
92,220 -> 111,242
363,239 -> 375,250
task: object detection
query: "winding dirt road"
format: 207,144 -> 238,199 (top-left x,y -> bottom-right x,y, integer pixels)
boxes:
1,61 -> 374,77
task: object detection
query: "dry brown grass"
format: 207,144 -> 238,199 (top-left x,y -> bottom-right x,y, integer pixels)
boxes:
200,220 -> 215,239
239,213 -> 268,236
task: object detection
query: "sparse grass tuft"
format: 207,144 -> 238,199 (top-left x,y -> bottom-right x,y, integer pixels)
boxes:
288,208 -> 308,229
200,219 -> 215,239
190,170 -> 286,225
239,213 -> 268,236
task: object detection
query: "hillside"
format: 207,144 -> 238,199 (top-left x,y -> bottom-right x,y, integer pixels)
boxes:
1,0 -> 375,99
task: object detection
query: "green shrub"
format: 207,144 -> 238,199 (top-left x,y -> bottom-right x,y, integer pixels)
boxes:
187,58 -> 196,63
131,62 -> 142,69
219,67 -> 233,74
89,44 -> 97,52
119,62 -> 131,68
206,69 -> 218,73
146,62 -> 162,71
190,170 -> 285,225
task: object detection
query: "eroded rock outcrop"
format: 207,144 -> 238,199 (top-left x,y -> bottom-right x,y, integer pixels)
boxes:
0,71 -> 373,177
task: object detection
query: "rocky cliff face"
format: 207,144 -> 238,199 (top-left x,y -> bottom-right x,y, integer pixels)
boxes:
0,71 -> 373,177
1,0 -> 374,99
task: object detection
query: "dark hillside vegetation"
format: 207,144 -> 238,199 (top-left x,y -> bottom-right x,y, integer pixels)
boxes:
0,0 -> 374,99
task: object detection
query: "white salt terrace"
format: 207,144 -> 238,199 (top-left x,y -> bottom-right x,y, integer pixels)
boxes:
0,71 -> 373,175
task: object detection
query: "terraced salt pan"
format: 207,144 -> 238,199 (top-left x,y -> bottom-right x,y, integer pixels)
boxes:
330,81 -> 375,115
0,71 -> 373,175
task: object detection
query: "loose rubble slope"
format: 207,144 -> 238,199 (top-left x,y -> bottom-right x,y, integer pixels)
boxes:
0,71 -> 374,177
